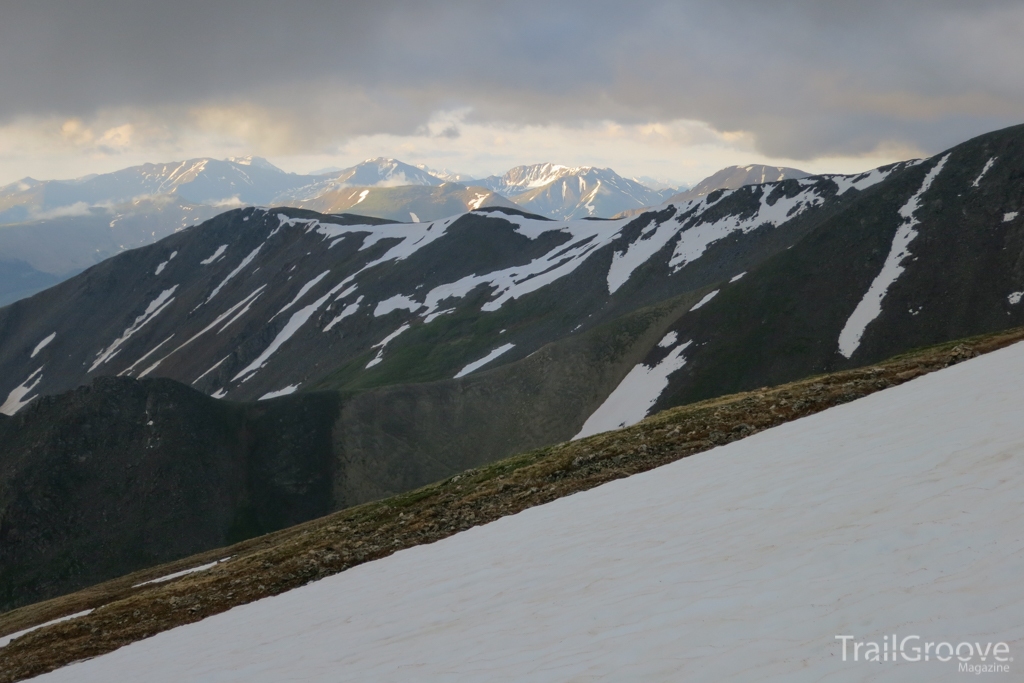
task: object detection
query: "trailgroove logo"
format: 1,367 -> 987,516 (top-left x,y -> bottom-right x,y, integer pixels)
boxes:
835,635 -> 1012,674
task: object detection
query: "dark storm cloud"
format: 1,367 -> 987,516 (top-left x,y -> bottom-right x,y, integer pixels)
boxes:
3,0 -> 1023,158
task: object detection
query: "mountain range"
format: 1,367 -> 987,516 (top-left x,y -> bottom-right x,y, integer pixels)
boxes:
0,158 -> 696,305
2,123 -> 1023,608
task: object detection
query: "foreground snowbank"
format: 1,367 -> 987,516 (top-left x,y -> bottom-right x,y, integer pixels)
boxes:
36,343 -> 1024,682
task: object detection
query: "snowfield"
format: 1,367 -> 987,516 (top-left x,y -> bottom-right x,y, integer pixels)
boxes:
33,340 -> 1024,681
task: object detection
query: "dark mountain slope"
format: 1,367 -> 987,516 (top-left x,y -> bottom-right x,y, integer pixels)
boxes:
641,125 -> 1024,411
0,290 -> 696,610
0,377 -> 338,611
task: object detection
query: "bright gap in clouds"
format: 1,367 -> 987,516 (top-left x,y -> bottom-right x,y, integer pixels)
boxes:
0,110 -> 915,188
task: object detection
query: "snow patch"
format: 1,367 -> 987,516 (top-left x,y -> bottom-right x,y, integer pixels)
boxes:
200,245 -> 227,265
1009,292 -> 1023,305
657,331 -> 677,348
689,290 -> 719,311
409,212 -> 420,223
154,251 -> 178,276
424,307 -> 455,323
273,270 -> 330,320
233,282 -> 348,382
0,366 -> 43,416
365,324 -> 411,369
205,245 -> 261,303
729,272 -> 746,283
90,286 -> 178,372
133,559 -> 230,588
323,296 -> 363,332
1004,212 -> 1018,222
453,343 -> 516,378
972,157 -> 996,188
136,287 -> 265,379
374,294 -> 423,317
837,155 -> 950,359
575,341 -> 692,439
193,355 -> 230,384
30,332 -> 56,358
606,216 -> 679,294
668,185 -> 824,271
828,166 -> 897,195
0,610 -> 94,650
259,385 -> 300,401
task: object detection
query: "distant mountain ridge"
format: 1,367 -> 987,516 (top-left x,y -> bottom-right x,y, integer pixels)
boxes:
668,164 -> 809,203
473,164 -> 678,220
0,158 -> 806,305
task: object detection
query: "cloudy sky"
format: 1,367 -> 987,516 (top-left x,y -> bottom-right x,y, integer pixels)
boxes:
2,0 -> 1023,186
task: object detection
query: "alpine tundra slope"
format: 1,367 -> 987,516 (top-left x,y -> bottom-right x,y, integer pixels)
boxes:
23,320 -> 1024,683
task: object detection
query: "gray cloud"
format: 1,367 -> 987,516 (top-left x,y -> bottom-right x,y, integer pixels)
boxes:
3,0 -> 1023,159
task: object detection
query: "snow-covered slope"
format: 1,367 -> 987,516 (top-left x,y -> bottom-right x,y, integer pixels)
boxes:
474,164 -> 666,219
33,337 -> 1024,682
0,167 -> 859,408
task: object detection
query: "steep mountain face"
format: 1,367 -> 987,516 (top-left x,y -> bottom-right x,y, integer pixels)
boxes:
511,169 -> 667,220
0,377 -> 339,610
3,123 -> 1024,609
474,163 -> 580,195
668,164 -> 809,203
474,164 -> 667,219
289,183 -> 518,223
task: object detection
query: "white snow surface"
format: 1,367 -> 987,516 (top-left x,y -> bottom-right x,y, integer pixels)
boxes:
365,323 -> 411,369
0,366 -> 43,416
827,165 -> 899,195
374,294 -> 423,317
666,184 -> 825,272
656,330 -> 677,347
0,610 -> 94,650
1009,291 -> 1023,305
273,270 -> 330,319
89,286 -> 178,372
689,289 -> 719,311
972,157 -> 996,187
132,559 -> 230,588
130,286 -> 265,379
837,155 -> 950,359
1004,212 -> 1018,222
199,244 -> 227,265
233,282 -> 347,382
729,271 -> 746,283
323,296 -> 363,332
205,245 -> 262,303
33,340 -> 1024,682
30,332 -> 56,358
258,385 -> 300,401
575,340 -> 692,439
453,343 -> 516,378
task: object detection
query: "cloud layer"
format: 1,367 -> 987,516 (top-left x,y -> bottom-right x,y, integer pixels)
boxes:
2,0 -> 1023,181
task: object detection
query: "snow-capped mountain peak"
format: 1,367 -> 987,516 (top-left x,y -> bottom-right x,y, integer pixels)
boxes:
225,156 -> 284,172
